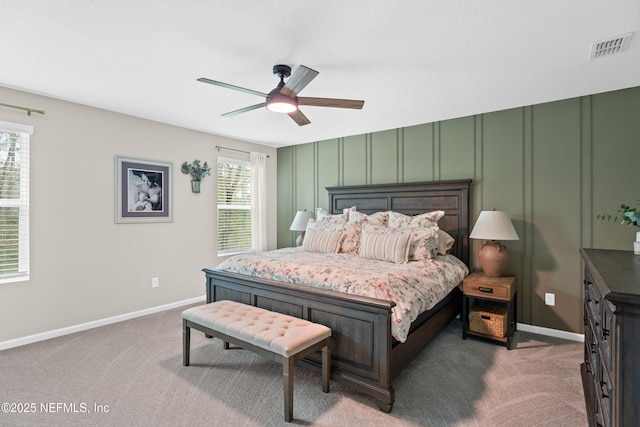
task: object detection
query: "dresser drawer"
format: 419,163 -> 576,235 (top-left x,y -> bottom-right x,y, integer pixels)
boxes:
581,363 -> 598,427
585,279 -> 602,328
598,356 -> 613,427
583,311 -> 599,374
599,299 -> 615,374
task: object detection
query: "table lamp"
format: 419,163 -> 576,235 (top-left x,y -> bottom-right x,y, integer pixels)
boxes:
469,210 -> 519,277
289,210 -> 314,246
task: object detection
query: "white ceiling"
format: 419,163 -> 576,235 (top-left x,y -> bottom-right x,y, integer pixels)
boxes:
1,1 -> 639,148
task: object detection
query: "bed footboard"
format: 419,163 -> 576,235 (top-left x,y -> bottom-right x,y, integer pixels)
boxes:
203,268 -> 397,411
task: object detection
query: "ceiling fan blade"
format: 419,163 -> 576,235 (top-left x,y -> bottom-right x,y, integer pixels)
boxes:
298,97 -> 365,109
221,102 -> 266,117
197,77 -> 267,98
280,65 -> 319,97
287,109 -> 311,126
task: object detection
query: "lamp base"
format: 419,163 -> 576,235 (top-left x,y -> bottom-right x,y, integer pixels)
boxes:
296,231 -> 305,247
478,241 -> 509,277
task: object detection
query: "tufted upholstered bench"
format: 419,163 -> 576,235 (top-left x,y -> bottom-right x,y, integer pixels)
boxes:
182,300 -> 332,422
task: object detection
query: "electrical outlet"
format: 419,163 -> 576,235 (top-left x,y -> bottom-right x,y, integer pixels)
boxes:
545,292 -> 555,306
151,277 -> 159,288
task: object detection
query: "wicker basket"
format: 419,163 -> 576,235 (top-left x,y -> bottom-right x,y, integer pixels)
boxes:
469,302 -> 507,337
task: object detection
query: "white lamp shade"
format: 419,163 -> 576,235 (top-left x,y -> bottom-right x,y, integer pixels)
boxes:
289,210 -> 314,232
470,211 -> 519,241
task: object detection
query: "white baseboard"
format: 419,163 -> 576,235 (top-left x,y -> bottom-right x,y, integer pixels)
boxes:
0,295 -> 206,352
2,299 -> 584,352
517,322 -> 584,342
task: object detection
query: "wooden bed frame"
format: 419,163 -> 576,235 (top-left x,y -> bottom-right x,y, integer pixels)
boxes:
203,179 -> 472,412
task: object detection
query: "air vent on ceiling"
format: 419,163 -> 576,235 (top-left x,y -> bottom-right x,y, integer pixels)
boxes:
590,32 -> 633,59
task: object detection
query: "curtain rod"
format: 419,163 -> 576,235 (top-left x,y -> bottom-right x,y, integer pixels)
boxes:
0,102 -> 45,116
215,145 -> 270,158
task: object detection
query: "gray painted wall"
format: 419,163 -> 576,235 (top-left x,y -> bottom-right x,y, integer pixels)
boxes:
0,85 -> 278,344
277,85 -> 640,334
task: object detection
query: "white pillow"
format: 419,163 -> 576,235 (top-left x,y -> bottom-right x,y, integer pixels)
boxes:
303,229 -> 344,253
358,227 -> 412,264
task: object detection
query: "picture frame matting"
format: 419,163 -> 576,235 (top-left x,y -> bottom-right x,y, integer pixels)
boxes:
114,156 -> 173,223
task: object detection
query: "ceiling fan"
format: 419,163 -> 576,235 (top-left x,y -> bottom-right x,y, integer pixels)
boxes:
197,64 -> 365,126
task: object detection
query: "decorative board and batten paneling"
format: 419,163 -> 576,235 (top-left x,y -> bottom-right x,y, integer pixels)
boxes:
277,85 -> 640,334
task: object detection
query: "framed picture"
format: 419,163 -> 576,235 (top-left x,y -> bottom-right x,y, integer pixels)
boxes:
115,156 -> 173,223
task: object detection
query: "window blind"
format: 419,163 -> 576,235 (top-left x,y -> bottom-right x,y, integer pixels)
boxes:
0,121 -> 32,284
217,157 -> 252,255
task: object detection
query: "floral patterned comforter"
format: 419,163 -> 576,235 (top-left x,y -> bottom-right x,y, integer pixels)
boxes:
215,247 -> 469,342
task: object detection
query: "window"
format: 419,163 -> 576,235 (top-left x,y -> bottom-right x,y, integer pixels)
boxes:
217,158 -> 251,256
0,121 -> 31,283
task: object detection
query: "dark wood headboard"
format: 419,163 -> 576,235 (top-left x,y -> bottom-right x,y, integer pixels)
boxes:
326,179 -> 472,267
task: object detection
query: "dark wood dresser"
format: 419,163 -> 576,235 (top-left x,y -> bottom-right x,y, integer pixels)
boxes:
580,248 -> 640,427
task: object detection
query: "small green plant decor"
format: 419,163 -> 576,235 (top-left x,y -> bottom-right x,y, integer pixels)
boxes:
597,203 -> 640,228
181,160 -> 211,193
598,202 -> 640,254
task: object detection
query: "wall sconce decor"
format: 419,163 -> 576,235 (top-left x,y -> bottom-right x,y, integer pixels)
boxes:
181,160 -> 211,193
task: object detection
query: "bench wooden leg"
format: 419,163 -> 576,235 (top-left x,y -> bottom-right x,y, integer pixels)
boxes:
183,320 -> 191,366
322,339 -> 331,393
283,356 -> 294,422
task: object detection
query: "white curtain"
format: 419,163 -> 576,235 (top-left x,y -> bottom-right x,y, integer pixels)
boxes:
250,152 -> 268,252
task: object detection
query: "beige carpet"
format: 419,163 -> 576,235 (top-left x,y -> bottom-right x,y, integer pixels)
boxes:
0,304 -> 587,427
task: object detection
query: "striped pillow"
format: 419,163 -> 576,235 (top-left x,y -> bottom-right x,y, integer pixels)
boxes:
303,229 -> 344,253
358,227 -> 412,264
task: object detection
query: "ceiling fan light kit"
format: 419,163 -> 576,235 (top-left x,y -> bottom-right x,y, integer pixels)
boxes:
198,64 -> 364,126
266,92 -> 298,113
266,65 -> 298,113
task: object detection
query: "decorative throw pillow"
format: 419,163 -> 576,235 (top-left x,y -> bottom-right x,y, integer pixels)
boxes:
406,226 -> 440,260
307,217 -> 359,253
386,210 -> 445,260
324,210 -> 388,253
342,206 -> 356,219
315,207 -> 349,222
339,222 -> 362,253
358,226 -> 412,264
303,229 -> 344,253
348,210 -> 389,226
437,230 -> 455,255
387,210 -> 445,229
307,218 -> 342,232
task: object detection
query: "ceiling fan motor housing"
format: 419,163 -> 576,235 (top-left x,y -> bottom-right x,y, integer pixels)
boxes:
273,64 -> 292,79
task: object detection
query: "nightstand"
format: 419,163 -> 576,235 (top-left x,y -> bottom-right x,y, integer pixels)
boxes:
462,272 -> 517,349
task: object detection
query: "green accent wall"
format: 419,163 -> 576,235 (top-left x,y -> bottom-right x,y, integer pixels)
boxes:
277,86 -> 640,334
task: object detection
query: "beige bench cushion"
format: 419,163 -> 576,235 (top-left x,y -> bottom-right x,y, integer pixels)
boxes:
182,300 -> 331,357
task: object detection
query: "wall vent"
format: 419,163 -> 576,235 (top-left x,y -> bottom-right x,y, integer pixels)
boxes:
590,32 -> 633,59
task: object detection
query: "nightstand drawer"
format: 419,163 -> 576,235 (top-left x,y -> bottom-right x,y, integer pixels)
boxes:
463,273 -> 516,301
